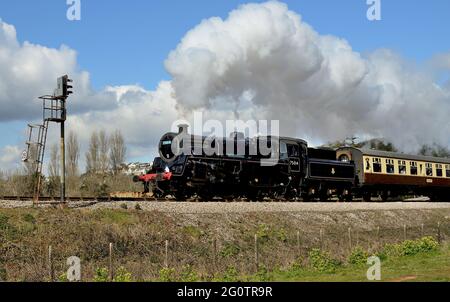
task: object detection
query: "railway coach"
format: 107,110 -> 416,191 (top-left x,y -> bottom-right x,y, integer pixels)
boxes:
336,147 -> 450,201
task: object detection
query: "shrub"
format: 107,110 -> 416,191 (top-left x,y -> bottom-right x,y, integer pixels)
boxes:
159,268 -> 176,282
256,224 -> 271,243
180,265 -> 199,282
379,237 -> 439,259
220,242 -> 241,258
120,203 -> 128,210
0,266 -> 6,281
348,247 -> 369,266
134,203 -> 142,211
221,266 -> 239,282
308,249 -> 340,273
93,267 -> 109,282
114,267 -> 132,282
255,265 -> 272,282
22,213 -> 36,224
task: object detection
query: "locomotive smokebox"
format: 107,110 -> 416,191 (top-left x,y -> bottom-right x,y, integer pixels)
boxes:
178,124 -> 189,134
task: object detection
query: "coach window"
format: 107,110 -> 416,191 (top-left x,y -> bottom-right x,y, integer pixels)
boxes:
426,163 -> 433,177
446,165 -> 450,178
436,164 -> 443,177
373,158 -> 382,173
398,160 -> 407,174
386,159 -> 395,174
365,158 -> 370,171
410,162 -> 418,175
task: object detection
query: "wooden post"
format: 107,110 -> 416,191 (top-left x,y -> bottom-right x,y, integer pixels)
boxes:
319,229 -> 324,250
109,242 -> 113,281
213,238 -> 217,270
376,226 -> 380,244
348,227 -> 352,251
403,225 -> 407,241
356,230 -> 359,247
165,240 -> 169,268
48,245 -> 54,282
421,223 -> 424,237
437,222 -> 441,244
296,230 -> 300,252
254,234 -> 259,272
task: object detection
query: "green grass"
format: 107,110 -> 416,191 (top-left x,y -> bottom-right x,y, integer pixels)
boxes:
264,244 -> 450,282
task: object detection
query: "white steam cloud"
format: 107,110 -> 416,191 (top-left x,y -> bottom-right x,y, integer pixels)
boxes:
166,1 -> 450,151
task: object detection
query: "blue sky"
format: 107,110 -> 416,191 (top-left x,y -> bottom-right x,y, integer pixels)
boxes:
1,0 -> 449,90
0,0 -> 449,169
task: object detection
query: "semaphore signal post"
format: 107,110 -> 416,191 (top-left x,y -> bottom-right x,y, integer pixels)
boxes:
23,75 -> 73,206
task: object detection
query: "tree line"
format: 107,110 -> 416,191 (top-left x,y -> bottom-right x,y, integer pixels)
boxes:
324,138 -> 450,157
0,129 -> 141,198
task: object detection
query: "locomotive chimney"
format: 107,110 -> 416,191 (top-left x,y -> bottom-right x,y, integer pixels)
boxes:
178,124 -> 189,134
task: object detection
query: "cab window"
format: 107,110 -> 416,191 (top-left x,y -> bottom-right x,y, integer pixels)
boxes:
287,144 -> 300,157
280,142 -> 288,160
446,165 -> 450,178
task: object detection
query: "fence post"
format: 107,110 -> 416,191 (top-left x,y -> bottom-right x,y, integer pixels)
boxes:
437,222 -> 441,244
296,230 -> 300,252
109,242 -> 113,282
403,225 -> 407,241
376,226 -> 380,245
348,227 -> 352,251
421,223 -> 424,237
319,229 -> 324,250
213,237 -> 217,271
48,245 -> 54,282
254,234 -> 259,273
165,240 -> 169,269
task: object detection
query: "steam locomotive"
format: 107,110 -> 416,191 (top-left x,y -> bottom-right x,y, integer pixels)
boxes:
134,125 -> 355,201
134,125 -> 450,201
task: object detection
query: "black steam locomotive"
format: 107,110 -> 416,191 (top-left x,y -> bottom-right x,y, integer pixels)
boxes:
135,125 -> 356,201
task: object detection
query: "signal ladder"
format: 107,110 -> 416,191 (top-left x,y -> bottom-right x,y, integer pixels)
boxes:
24,96 -> 66,204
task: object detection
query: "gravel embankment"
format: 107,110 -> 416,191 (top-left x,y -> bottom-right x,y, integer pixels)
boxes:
1,199 -> 450,214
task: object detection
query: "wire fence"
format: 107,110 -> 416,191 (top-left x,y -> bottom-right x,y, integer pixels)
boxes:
1,221 -> 448,282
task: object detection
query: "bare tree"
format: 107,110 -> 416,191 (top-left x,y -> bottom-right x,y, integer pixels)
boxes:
109,130 -> 127,174
48,143 -> 59,178
98,130 -> 110,173
67,131 -> 80,177
86,131 -> 100,174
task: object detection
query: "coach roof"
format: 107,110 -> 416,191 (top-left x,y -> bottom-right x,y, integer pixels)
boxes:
352,148 -> 450,164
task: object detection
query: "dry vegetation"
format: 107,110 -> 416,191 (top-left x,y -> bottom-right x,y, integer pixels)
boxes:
0,207 -> 448,281
0,129 -> 142,198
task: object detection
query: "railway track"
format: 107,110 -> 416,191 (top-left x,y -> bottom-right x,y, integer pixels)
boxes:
0,195 -> 432,204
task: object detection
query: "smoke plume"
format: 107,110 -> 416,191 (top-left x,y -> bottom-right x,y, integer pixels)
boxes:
165,1 -> 450,151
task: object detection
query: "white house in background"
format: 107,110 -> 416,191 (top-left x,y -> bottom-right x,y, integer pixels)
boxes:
120,162 -> 153,175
